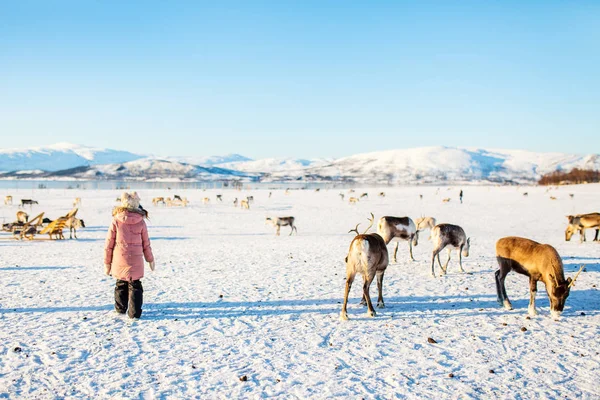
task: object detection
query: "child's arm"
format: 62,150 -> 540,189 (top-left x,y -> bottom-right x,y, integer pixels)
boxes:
141,221 -> 154,265
104,220 -> 117,274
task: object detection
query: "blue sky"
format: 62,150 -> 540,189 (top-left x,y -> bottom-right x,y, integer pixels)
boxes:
1,1 -> 598,159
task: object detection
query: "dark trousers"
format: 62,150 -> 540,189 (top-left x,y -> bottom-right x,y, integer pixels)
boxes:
115,279 -> 143,318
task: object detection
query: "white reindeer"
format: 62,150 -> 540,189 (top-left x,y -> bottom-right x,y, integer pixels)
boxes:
430,224 -> 470,277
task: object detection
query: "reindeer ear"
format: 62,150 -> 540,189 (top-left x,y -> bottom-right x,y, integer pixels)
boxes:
467,237 -> 471,244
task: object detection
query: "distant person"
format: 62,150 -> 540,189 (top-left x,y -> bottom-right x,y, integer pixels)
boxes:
459,189 -> 463,204
104,192 -> 155,319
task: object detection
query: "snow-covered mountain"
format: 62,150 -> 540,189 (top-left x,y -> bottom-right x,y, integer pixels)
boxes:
168,154 -> 252,166
218,157 -> 331,174
261,147 -> 600,184
0,143 -> 142,172
0,143 -> 598,184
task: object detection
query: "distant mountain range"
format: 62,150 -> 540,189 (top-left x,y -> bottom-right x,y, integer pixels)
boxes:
0,143 -> 598,184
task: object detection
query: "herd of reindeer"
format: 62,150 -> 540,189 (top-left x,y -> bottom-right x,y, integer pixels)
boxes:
3,189 -> 599,321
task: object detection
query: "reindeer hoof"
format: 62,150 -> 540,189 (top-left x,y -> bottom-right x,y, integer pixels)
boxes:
377,302 -> 385,309
528,308 -> 538,317
503,300 -> 513,311
367,310 -> 376,318
339,312 -> 349,321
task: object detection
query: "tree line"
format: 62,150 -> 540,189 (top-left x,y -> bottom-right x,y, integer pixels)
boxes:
538,168 -> 600,185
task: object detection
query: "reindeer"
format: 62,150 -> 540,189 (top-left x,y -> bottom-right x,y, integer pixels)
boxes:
495,236 -> 584,318
430,224 -> 470,277
378,192 -> 386,198
523,192 -> 528,197
442,198 -> 451,203
268,192 -> 272,198
19,199 -> 38,207
415,216 -> 437,239
241,199 -> 250,209
73,197 -> 82,207
569,193 -> 574,199
340,214 -> 389,321
246,196 -> 254,204
376,216 -> 418,262
565,213 -> 600,242
339,193 -> 345,201
348,197 -> 359,205
4,195 -> 13,205
266,217 -> 297,236
216,194 -> 223,202
152,197 -> 166,206
203,197 -> 210,205
315,188 -> 320,192
233,198 -> 239,207
360,193 -> 369,199
16,211 -> 29,224
65,217 -> 85,239
174,195 -> 183,201
550,196 -> 557,200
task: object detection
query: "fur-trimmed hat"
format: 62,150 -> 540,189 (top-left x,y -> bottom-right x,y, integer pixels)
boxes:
120,192 -> 140,210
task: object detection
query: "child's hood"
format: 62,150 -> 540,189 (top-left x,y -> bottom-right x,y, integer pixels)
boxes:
114,210 -> 145,224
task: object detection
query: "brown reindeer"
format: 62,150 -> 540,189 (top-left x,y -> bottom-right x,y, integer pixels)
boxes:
152,197 -> 166,206
241,199 -> 250,210
16,211 -> 29,224
495,236 -> 583,318
340,214 -> 389,321
4,195 -> 13,205
415,216 -> 437,239
565,213 -> 600,242
376,216 -> 418,262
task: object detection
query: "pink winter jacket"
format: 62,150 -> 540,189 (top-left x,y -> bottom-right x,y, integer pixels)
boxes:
104,210 -> 154,281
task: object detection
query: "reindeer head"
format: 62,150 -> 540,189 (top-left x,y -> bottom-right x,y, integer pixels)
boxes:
412,231 -> 419,247
548,265 -> 583,317
462,237 -> 471,257
564,217 -> 578,241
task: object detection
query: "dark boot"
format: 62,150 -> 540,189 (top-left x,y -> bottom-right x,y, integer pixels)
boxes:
114,280 -> 129,314
128,280 -> 144,319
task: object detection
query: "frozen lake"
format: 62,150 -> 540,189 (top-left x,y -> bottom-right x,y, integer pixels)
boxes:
0,184 -> 599,398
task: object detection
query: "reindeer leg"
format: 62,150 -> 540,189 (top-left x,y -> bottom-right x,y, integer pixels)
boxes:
431,248 -> 440,277
528,278 -> 538,316
495,260 -> 513,310
276,226 -> 280,236
594,229 -> 599,241
408,239 -> 415,262
458,246 -> 465,273
442,249 -> 451,274
376,270 -> 385,308
393,242 -> 399,263
340,273 -> 355,321
363,274 -> 377,318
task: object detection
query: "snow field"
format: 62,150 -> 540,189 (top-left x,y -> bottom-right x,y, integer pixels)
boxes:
0,184 -> 599,398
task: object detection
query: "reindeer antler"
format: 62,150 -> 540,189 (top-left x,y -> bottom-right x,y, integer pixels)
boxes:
348,224 -> 360,235
363,213 -> 375,234
568,265 -> 585,288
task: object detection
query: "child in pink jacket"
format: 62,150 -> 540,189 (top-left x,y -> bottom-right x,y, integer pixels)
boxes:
104,192 -> 155,319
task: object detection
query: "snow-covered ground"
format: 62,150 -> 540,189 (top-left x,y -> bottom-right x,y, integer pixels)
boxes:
0,184 -> 599,398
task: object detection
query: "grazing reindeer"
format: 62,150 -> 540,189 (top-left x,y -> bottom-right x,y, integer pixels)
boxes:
419,194 -> 423,200
565,213 -> 600,242
233,198 -> 239,207
246,196 -> 254,204
268,192 -> 272,198
569,193 -> 574,199
442,198 -> 451,203
495,236 -> 584,318
415,216 -> 437,239
203,197 -> 210,205
430,224 -> 470,277
348,197 -> 359,205
4,195 -> 13,205
216,194 -> 223,202
174,195 -> 183,201
73,197 -> 82,207
152,197 -> 165,206
315,188 -> 320,192
16,211 -> 29,224
377,216 -> 418,262
523,192 -> 528,197
360,193 -> 369,199
66,217 -> 85,239
266,217 -> 297,236
550,196 -> 557,200
241,199 -> 250,209
19,199 -> 38,207
378,192 -> 385,198
340,214 -> 389,321
339,193 -> 345,201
